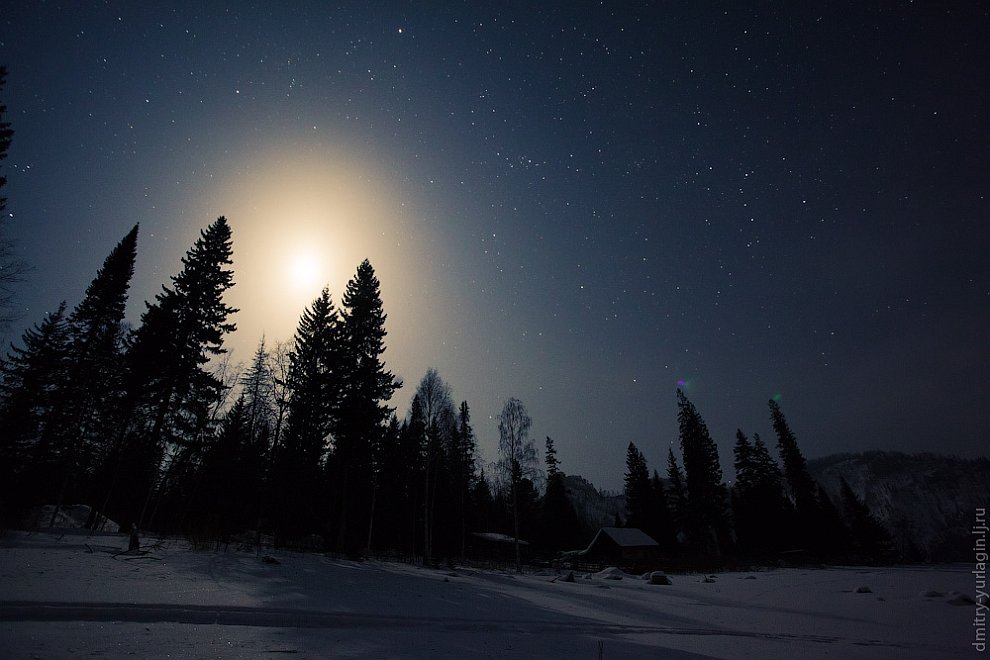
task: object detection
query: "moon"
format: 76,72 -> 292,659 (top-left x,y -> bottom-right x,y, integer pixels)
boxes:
289,252 -> 322,291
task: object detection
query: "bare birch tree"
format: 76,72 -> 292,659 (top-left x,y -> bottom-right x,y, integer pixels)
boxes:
497,397 -> 536,572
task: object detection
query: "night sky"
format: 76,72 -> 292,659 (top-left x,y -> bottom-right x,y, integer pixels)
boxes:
2,3 -> 988,490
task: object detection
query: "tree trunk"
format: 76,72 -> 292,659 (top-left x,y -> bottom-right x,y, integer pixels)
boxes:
366,482 -> 377,555
423,467 -> 432,564
511,480 -> 521,573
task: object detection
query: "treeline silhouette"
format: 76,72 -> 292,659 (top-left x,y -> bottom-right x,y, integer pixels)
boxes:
0,221 -> 574,562
0,220 -> 893,566
622,394 -> 894,566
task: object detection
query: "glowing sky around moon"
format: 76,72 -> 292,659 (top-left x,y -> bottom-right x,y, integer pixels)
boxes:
179,141 -> 424,345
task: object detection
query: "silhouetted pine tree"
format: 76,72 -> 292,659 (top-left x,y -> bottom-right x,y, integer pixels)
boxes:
110,217 -> 236,529
0,303 -> 70,521
44,225 -> 138,523
677,390 -> 728,555
732,430 -> 756,553
623,442 -> 651,530
271,288 -> 343,542
333,259 -> 398,555
751,433 -> 790,552
769,400 -> 817,514
544,436 -> 560,479
470,466 -> 496,537
666,447 -> 688,542
402,394 -> 427,553
733,430 -> 790,556
733,430 -> 755,489
449,401 -> 478,557
240,337 -> 274,448
540,436 -> 582,554
647,469 -> 678,554
751,434 -> 784,496
769,400 -> 820,550
233,337 -> 275,534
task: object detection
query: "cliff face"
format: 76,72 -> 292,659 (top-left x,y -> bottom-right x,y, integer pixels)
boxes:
561,474 -> 625,545
808,452 -> 990,561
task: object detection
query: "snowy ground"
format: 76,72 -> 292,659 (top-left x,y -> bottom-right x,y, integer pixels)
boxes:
0,531 -> 978,659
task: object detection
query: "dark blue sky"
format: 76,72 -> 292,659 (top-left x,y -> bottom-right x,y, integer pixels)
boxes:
2,2 -> 988,490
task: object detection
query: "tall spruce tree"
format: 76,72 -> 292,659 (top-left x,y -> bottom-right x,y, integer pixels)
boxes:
733,430 -> 755,492
0,303 -> 70,520
769,400 -> 817,515
647,469 -> 678,554
751,434 -> 785,497
272,287 -> 343,541
240,336 -> 274,447
449,401 -> 478,557
540,436 -> 581,553
732,430 -> 789,555
666,447 -> 688,541
43,225 -> 139,523
768,400 -> 821,551
753,433 -> 790,552
403,393 -> 428,553
334,259 -> 398,554
676,390 -> 727,555
544,436 -> 560,480
235,337 -> 275,535
116,217 -> 236,528
623,442 -> 651,529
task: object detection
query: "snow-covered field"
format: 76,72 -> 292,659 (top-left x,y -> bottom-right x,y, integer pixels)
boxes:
0,531 -> 978,659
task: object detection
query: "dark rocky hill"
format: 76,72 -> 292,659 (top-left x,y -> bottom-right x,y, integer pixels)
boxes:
808,451 -> 990,561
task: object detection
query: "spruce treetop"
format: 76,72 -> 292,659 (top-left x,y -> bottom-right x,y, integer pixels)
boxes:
70,224 -> 138,345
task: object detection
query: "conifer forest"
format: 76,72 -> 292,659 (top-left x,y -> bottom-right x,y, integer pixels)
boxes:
0,219 -> 894,566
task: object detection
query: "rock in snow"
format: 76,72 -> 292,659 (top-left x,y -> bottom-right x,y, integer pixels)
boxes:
593,566 -> 627,580
648,572 -> 672,585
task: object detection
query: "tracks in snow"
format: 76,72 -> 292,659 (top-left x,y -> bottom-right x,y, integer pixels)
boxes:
0,600 -> 910,650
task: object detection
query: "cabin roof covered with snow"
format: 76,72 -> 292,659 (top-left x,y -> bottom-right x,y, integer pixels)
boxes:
591,527 -> 658,548
472,532 -> 530,546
